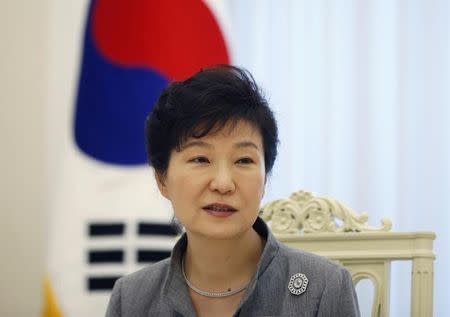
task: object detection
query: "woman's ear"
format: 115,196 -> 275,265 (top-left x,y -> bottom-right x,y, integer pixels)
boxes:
155,171 -> 169,199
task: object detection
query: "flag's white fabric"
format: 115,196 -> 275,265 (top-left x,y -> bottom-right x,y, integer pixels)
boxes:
46,158 -> 171,316
46,1 -> 173,316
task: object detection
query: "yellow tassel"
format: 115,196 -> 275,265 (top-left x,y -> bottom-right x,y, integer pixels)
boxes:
41,276 -> 63,317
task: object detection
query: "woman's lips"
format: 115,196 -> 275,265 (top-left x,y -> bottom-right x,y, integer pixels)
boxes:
202,203 -> 237,217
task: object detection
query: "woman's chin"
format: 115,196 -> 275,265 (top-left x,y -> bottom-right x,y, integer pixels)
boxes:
187,224 -> 251,241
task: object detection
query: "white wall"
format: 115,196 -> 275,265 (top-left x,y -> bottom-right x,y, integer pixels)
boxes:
0,1 -> 50,316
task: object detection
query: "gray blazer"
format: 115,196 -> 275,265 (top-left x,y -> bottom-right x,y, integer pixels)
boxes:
106,218 -> 360,316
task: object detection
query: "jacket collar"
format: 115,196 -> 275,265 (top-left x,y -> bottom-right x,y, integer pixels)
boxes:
163,217 -> 280,315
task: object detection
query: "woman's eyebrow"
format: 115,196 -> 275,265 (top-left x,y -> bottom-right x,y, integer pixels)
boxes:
181,140 -> 213,151
180,140 -> 260,151
234,141 -> 260,151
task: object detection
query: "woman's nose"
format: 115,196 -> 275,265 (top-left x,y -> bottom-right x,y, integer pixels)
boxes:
209,165 -> 235,194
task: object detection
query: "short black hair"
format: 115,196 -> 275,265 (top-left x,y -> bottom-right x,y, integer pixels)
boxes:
145,65 -> 278,177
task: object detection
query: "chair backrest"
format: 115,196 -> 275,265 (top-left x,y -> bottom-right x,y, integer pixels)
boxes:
260,191 -> 436,317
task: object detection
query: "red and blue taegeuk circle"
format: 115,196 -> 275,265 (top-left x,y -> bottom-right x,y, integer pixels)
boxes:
74,0 -> 229,165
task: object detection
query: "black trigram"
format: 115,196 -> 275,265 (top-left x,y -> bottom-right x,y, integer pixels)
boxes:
87,221 -> 178,291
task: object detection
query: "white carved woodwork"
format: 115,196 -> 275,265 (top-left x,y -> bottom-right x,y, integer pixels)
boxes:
261,191 -> 436,317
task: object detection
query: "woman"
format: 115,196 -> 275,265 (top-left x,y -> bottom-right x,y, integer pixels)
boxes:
106,65 -> 360,316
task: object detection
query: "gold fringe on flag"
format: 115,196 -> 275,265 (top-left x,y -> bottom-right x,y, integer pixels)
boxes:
41,276 -> 63,317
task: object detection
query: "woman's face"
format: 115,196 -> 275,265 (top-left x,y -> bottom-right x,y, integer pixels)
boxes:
156,120 -> 266,240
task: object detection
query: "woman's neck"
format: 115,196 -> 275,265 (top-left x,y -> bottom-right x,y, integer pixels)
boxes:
183,228 -> 265,292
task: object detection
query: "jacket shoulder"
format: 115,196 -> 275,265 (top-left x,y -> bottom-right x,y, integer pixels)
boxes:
278,243 -> 342,271
275,242 -> 353,292
106,258 -> 172,316
119,258 -> 171,293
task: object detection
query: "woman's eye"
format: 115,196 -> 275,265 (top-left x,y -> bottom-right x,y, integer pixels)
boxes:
190,156 -> 210,164
236,157 -> 254,164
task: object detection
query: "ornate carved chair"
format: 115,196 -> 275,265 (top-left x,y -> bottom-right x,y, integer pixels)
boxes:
261,191 -> 436,317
